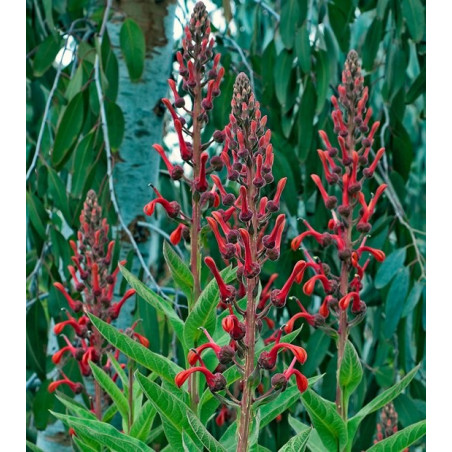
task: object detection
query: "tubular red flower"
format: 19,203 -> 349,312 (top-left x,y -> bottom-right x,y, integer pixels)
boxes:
238,186 -> 252,222
303,274 -> 331,295
188,342 -> 222,365
357,246 -> 386,262
263,214 -> 285,249
270,261 -> 306,307
53,282 -> 82,312
206,217 -> 230,258
239,229 -> 255,276
258,273 -> 279,309
175,366 -> 215,388
174,118 -> 192,161
48,378 -> 83,394
91,263 -> 101,296
319,130 -> 333,150
261,342 -> 307,369
54,312 -> 86,336
170,224 -> 185,245
153,143 -> 174,173
267,177 -> 287,211
284,367 -> 308,394
339,292 -> 361,311
205,256 -> 236,303
52,336 -> 78,364
195,152 -> 209,192
311,174 -> 336,209
110,289 -> 136,319
364,148 -> 385,177
317,150 -> 336,184
337,136 -> 349,164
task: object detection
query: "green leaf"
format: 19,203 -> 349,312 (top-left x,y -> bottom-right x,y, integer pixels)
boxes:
71,132 -> 95,196
402,280 -> 425,318
182,429 -> 202,451
362,18 -> 383,71
278,426 -> 311,452
288,416 -> 325,452
328,0 -> 353,52
129,400 -> 156,441
52,92 -> 86,167
366,420 -> 426,451
47,167 -> 70,221
105,102 -> 125,150
384,266 -> 410,337
406,64 -> 426,104
184,265 -> 237,348
301,388 -> 347,450
33,34 -> 61,76
339,341 -> 363,412
347,365 -> 420,439
55,392 -> 97,420
295,23 -> 311,73
119,18 -> 146,82
186,410 -> 227,452
274,50 -> 294,108
297,78 -> 317,161
52,412 -> 151,452
26,192 -> 48,239
163,240 -> 194,303
314,50 -> 330,114
87,313 -> 182,384
280,0 -> 301,50
136,373 -> 212,449
383,45 -> 408,102
402,0 -> 425,43
120,264 -> 185,347
89,362 -> 129,424
26,300 -> 47,379
375,248 -> 406,289
26,441 -> 45,452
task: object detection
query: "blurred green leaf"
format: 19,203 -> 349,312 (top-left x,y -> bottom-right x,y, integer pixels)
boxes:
401,0 -> 425,43
47,167 -> 70,221
33,34 -> 61,77
274,50 -> 294,108
366,420 -> 425,451
295,23 -> 311,73
297,78 -> 317,160
362,18 -> 383,71
339,341 -> 363,411
375,248 -> 406,289
105,102 -> 125,150
120,19 -> 146,82
278,426 -> 311,452
384,266 -> 410,337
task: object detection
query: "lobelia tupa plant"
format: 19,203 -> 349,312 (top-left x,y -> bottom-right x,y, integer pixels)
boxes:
38,4 -> 426,452
49,190 -> 144,421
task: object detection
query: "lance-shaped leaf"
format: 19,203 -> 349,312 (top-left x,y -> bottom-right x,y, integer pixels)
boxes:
338,341 -> 363,414
120,264 -> 185,347
89,362 -> 129,424
347,364 -> 420,440
55,392 -> 97,420
163,241 -> 194,304
129,401 -> 156,441
184,265 -> 237,348
366,420 -> 426,451
52,412 -> 151,452
288,416 -> 325,452
136,373 -> 226,452
301,388 -> 348,450
87,313 -> 182,384
278,427 -> 311,452
119,18 -> 145,82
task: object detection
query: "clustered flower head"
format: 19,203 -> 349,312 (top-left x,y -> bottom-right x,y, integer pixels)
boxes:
174,71 -> 309,413
143,1 -> 226,242
289,50 -> 387,330
374,403 -> 407,451
49,190 -> 142,394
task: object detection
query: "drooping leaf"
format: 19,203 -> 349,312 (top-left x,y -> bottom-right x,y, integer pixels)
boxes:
105,101 -> 125,150
295,23 -> 311,73
278,426 -> 311,452
163,240 -> 194,303
87,313 -> 182,384
339,340 -> 363,411
119,19 -> 146,82
280,0 -> 302,50
384,266 -> 410,337
297,78 -> 317,161
52,92 -> 86,167
362,18 -> 383,71
33,34 -> 62,76
402,280 -> 425,318
47,167 -> 70,221
184,265 -> 237,348
374,248 -> 406,289
71,132 -> 96,197
89,362 -> 129,425
347,365 -> 420,439
401,0 -> 425,43
52,412 -> 151,452
186,410 -> 227,452
26,192 -> 48,239
288,416 -> 325,452
129,401 -> 156,441
274,50 -> 294,108
314,50 -> 330,114
301,388 -> 348,450
366,420 -> 426,451
120,265 -> 185,347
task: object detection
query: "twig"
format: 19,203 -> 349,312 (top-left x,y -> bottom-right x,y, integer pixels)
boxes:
223,36 -> 254,91
254,0 -> 280,21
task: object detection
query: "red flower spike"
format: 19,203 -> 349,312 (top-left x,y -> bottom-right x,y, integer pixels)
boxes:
253,154 -> 264,187
317,150 -> 337,184
270,261 -> 306,307
91,263 -> 101,296
211,175 -> 235,206
238,186 -> 252,222
205,256 -> 236,303
263,214 -> 285,249
239,229 -> 259,277
311,174 -> 337,210
67,265 -> 84,291
167,79 -> 185,108
105,240 -> 115,265
259,197 -> 268,216
153,143 -> 175,173
319,130 -> 333,150
53,282 -> 82,312
206,217 -> 234,259
364,148 -> 385,178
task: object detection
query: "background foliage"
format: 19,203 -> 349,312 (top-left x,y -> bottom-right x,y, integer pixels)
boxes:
26,0 -> 425,450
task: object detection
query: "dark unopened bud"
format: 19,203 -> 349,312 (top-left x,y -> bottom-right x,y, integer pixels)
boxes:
171,165 -> 184,180
338,249 -> 351,261
338,205 -> 351,218
271,373 -> 288,391
213,130 -> 225,143
266,248 -> 280,261
218,345 -> 235,364
325,196 -> 338,210
258,351 -> 275,370
210,156 -> 224,171
348,182 -> 362,194
210,373 -> 227,392
356,222 -> 372,233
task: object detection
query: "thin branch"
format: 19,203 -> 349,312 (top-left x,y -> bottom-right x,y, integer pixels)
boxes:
254,0 -> 280,21
223,36 -> 254,91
